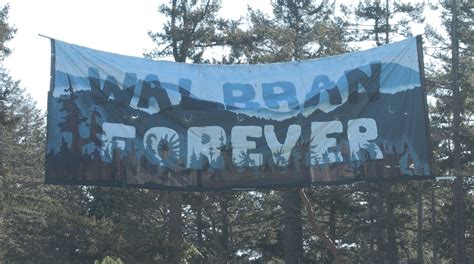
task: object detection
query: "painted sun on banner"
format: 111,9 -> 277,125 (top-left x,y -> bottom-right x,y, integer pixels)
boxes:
45,36 -> 433,190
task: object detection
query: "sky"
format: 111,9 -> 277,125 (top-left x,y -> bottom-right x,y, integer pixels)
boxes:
0,0 -> 272,111
1,0 -> 439,112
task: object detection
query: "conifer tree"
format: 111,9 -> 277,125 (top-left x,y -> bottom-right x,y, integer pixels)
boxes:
344,1 -> 430,262
425,1 -> 473,262
147,1 -> 231,262
228,1 -> 348,262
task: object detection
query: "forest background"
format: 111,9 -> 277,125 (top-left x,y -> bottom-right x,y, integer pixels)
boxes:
0,0 -> 472,263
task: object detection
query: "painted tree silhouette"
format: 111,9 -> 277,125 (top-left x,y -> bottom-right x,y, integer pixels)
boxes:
158,133 -> 179,167
350,152 -> 364,178
312,155 -> 320,166
405,151 -> 415,176
356,147 -> 369,162
238,151 -> 256,167
273,147 -> 287,167
294,138 -> 311,169
189,149 -> 200,169
310,142 -> 320,166
89,108 -> 103,149
321,151 -> 330,165
82,107 -> 104,157
218,142 -> 234,171
287,151 -> 297,171
218,131 -> 225,147
334,144 -> 343,163
208,146 -> 215,163
363,142 -> 380,160
58,75 -> 86,153
208,145 -> 224,169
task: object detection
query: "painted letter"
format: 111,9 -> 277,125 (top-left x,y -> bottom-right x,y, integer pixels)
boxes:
348,118 -> 382,160
143,127 -> 180,166
101,122 -> 136,159
345,62 -> 381,103
304,75 -> 342,109
187,126 -> 226,169
262,81 -> 299,111
223,83 -> 260,109
231,126 -> 262,167
310,121 -> 343,165
135,74 -> 173,114
264,125 -> 301,166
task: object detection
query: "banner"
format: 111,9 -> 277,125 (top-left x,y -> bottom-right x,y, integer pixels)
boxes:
45,36 -> 432,190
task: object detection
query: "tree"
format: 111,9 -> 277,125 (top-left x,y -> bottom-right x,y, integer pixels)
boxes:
147,1 -> 231,262
1,7 -> 126,263
94,256 -> 124,264
0,5 -> 46,261
147,0 -> 229,63
230,0 -> 347,64
3,1 -> 471,263
344,1 -> 430,262
228,1 -> 348,262
425,1 -> 473,263
350,0 -> 424,46
0,4 -> 15,58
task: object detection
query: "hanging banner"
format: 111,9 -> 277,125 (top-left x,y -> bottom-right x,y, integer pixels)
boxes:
45,36 -> 433,190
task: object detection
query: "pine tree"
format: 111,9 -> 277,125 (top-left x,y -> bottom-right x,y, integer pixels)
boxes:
147,1 -> 231,262
58,76 -> 86,153
350,0 -> 424,46
425,1 -> 473,262
0,5 -> 15,58
228,1 -> 349,262
0,6 -> 49,261
344,1 -> 431,262
1,7 -> 158,263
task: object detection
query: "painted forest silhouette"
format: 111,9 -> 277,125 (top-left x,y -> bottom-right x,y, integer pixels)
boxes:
46,69 -> 431,190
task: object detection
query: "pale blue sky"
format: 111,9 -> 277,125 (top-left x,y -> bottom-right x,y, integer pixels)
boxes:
1,0 -> 437,112
1,0 -> 271,111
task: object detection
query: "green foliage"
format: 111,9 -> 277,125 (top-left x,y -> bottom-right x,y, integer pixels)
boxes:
424,2 -> 473,262
349,0 -> 424,45
0,1 -> 472,263
228,0 -> 347,64
1,7 -> 50,262
425,2 -> 473,176
94,256 -> 124,264
147,0 -> 229,63
0,4 -> 15,58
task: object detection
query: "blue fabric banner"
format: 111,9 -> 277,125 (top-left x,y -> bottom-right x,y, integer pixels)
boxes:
45,36 -> 432,190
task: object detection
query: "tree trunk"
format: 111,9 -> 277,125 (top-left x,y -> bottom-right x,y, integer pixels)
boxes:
327,198 -> 337,264
298,189 -> 344,264
431,183 -> 438,264
167,192 -> 184,264
375,185 -> 386,263
166,1 -> 187,262
387,201 -> 399,264
386,186 -> 398,264
196,194 -> 203,246
192,193 -> 204,262
453,177 -> 466,263
417,181 -> 424,264
220,197 -> 231,263
368,198 -> 376,260
283,189 -> 304,264
385,0 -> 390,44
0,129 -> 6,263
450,1 -> 466,263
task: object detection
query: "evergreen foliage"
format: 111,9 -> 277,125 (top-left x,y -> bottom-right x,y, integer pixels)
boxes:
0,1 -> 472,263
